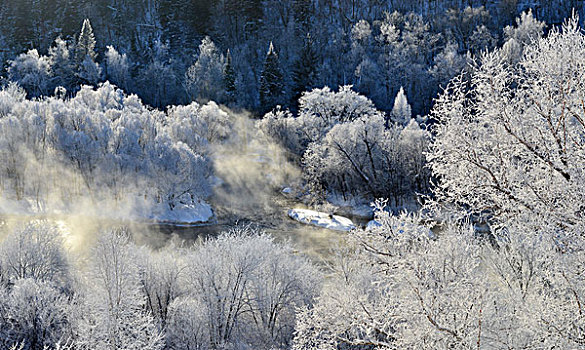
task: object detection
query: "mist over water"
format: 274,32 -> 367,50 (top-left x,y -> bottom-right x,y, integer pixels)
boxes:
0,106 -> 352,261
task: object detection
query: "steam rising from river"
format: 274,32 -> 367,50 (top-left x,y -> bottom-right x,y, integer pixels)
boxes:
210,110 -> 302,222
0,101 -> 344,259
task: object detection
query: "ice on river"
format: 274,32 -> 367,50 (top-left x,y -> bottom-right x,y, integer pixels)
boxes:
288,208 -> 355,231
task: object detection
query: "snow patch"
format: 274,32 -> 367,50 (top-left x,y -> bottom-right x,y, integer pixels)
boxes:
288,209 -> 355,231
366,219 -> 383,230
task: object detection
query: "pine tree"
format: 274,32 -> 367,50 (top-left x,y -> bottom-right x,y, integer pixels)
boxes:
76,19 -> 97,62
291,33 -> 318,107
391,86 -> 412,125
259,42 -> 284,113
224,49 -> 237,102
75,19 -> 101,86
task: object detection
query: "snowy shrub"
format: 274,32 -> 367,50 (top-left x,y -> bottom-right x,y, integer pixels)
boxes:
173,226 -> 321,349
295,205 -> 585,348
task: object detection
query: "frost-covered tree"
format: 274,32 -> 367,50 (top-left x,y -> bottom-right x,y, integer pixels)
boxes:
172,226 -> 320,349
0,279 -> 73,350
391,86 -> 412,125
431,42 -> 469,89
428,15 -> 585,237
0,82 -> 213,221
302,114 -> 430,204
8,49 -> 52,98
295,203 -> 585,348
134,245 -> 183,329
0,221 -> 71,287
260,85 -> 385,158
48,37 -> 75,93
105,46 -> 131,91
75,19 -> 97,62
0,221 -> 73,350
75,19 -> 101,85
501,9 -> 546,64
260,85 -> 429,204
74,229 -> 164,350
296,85 -> 385,148
184,36 -> 225,102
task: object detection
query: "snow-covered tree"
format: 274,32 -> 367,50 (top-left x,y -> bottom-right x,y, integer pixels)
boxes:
8,49 -> 52,98
501,9 -> 545,64
48,37 -> 75,93
0,279 -> 73,350
391,86 -> 412,125
105,46 -> 131,91
431,42 -> 469,89
75,19 -> 97,62
428,15 -> 585,238
0,221 -> 70,287
0,81 -> 213,223
135,245 -> 183,329
174,226 -> 320,349
184,36 -> 225,102
75,19 -> 101,85
295,203 -> 585,348
74,229 -> 164,350
297,85 -> 384,145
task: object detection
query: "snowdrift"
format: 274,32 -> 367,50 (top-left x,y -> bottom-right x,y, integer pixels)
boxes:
288,209 -> 355,231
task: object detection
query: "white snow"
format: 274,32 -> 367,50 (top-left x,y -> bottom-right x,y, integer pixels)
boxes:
366,219 -> 383,230
288,208 -> 355,231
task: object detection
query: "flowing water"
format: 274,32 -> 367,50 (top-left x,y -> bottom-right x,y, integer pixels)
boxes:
0,192 -> 370,263
135,192 -> 371,263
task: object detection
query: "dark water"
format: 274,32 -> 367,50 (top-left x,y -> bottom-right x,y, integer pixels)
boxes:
136,204 -> 369,262
0,193 -> 368,263
129,191 -> 372,261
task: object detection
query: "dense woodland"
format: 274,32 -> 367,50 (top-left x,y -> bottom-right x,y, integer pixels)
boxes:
0,0 -> 581,113
1,1 -> 585,349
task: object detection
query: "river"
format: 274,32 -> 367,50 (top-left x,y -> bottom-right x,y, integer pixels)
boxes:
0,191 -> 370,264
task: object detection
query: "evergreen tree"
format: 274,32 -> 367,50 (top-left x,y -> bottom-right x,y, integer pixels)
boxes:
75,19 -> 101,86
76,18 -> 97,62
291,33 -> 318,107
259,42 -> 284,113
223,49 -> 237,102
391,86 -> 412,125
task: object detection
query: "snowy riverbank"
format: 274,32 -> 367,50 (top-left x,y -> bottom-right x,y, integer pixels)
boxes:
288,209 -> 355,231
